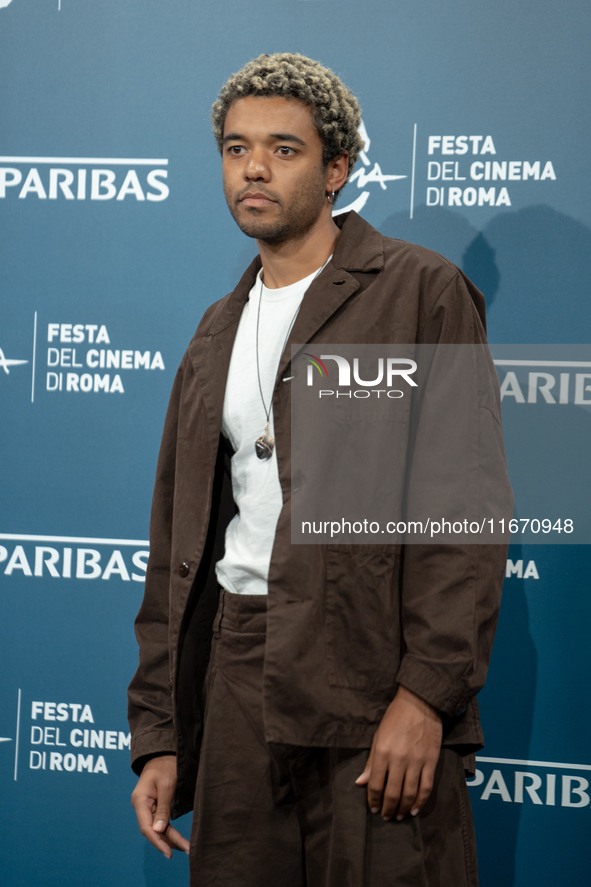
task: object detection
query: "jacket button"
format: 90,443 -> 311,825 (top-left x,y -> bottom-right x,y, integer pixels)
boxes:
178,562 -> 190,578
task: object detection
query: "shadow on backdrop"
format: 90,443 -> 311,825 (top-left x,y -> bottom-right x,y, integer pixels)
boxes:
379,203 -> 591,343
481,204 -> 591,342
378,204 -> 502,312
462,232 -> 501,310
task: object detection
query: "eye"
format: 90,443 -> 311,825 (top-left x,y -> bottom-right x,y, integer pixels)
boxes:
277,146 -> 296,156
227,145 -> 245,155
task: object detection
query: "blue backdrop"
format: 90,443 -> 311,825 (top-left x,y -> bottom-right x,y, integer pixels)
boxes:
1,1 -> 589,885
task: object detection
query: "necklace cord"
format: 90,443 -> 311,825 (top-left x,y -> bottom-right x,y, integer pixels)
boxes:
254,256 -> 332,428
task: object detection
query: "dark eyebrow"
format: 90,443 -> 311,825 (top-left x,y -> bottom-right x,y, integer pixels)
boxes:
268,133 -> 307,146
222,132 -> 307,147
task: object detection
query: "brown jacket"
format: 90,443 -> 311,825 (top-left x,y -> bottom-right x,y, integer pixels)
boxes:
128,211 -> 510,818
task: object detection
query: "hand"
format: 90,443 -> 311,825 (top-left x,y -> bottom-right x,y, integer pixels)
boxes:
355,685 -> 442,821
131,755 -> 190,858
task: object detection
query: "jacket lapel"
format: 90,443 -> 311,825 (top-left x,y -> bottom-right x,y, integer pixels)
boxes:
186,255 -> 261,454
185,212 -> 385,449
277,266 -> 359,381
277,211 -> 385,379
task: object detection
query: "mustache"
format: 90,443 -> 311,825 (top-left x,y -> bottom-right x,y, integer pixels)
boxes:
236,186 -> 282,205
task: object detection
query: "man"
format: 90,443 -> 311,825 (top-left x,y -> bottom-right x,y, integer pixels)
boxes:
128,52 -> 510,886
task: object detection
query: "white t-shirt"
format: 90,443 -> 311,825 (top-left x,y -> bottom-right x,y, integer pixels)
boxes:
215,264 -> 324,595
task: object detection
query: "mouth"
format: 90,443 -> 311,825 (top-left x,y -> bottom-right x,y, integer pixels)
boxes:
239,191 -> 278,208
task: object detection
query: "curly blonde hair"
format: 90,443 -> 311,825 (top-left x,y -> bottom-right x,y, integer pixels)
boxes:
211,53 -> 363,190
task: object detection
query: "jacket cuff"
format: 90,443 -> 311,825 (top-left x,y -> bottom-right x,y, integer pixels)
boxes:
396,654 -> 468,718
130,728 -> 177,775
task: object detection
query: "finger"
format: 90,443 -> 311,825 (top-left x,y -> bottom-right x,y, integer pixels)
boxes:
366,748 -> 389,814
133,792 -> 158,836
134,800 -> 175,859
148,830 -> 175,859
164,824 -> 191,855
152,784 -> 175,833
409,762 -> 437,817
393,767 -> 421,821
379,764 -> 405,820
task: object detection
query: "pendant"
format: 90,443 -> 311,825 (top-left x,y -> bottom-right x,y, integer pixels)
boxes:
255,422 -> 274,460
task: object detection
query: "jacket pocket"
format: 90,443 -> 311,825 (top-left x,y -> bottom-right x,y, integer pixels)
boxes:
324,545 -> 401,689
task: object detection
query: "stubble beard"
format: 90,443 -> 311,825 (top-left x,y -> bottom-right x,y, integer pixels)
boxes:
226,170 -> 327,246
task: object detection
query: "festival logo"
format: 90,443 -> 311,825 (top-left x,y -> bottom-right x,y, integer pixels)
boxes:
336,123 -> 559,219
335,121 -> 407,216
0,344 -> 28,375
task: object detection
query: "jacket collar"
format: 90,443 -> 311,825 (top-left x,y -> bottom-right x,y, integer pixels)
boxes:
207,254 -> 262,338
278,212 -> 384,378
331,210 -> 384,272
187,212 -> 384,448
206,211 -> 383,339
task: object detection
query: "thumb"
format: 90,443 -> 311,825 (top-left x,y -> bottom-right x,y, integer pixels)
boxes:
355,744 -> 375,785
153,812 -> 169,832
153,795 -> 173,833
355,767 -> 370,786
355,755 -> 373,785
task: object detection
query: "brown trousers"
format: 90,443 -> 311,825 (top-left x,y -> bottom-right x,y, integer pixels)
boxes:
190,591 -> 479,887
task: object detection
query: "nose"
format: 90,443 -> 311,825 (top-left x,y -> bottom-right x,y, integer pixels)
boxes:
244,147 -> 271,182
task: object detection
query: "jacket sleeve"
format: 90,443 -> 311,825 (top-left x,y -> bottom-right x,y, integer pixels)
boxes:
395,270 -> 512,718
127,353 -> 188,774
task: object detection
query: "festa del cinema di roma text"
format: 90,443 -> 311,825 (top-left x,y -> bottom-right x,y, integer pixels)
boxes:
45,323 -> 164,394
27,701 -> 130,776
424,135 -> 555,208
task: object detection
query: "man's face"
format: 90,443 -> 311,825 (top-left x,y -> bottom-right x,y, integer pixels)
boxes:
222,96 -> 329,244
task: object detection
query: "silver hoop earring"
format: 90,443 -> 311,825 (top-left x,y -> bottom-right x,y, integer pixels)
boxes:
327,190 -> 335,205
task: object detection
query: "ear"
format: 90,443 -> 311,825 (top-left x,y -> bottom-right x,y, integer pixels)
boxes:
326,153 -> 349,193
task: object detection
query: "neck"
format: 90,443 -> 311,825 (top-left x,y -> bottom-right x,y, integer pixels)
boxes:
257,206 -> 340,289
